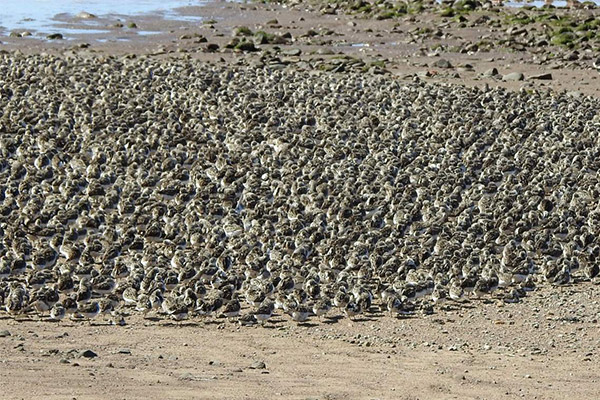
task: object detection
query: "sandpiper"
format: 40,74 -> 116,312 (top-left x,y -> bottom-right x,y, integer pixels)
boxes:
254,301 -> 274,325
312,298 -> 331,320
49,302 -> 66,321
291,304 -> 311,323
78,301 -> 100,320
222,298 -> 241,318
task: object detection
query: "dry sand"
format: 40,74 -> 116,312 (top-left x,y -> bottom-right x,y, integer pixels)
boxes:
2,282 -> 600,399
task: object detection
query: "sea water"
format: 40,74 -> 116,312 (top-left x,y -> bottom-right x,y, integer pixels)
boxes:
0,0 -> 208,36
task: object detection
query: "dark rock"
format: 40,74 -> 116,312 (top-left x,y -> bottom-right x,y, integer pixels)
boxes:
565,51 -> 579,61
529,73 -> 552,80
235,41 -> 258,52
80,350 -> 98,358
483,67 -> 499,77
46,33 -> 63,40
205,43 -> 220,52
431,58 -> 453,69
463,43 -> 478,53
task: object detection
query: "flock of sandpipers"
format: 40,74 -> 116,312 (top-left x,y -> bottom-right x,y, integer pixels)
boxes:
1,57 -> 600,327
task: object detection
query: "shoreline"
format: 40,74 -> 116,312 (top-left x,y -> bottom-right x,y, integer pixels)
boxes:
1,0 -> 598,95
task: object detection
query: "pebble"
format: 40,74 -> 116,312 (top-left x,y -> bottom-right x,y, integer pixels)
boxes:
0,330 -> 11,338
282,48 -> 302,56
249,361 -> 266,370
502,72 -> 525,81
75,11 -> 96,19
179,372 -> 197,381
431,58 -> 452,69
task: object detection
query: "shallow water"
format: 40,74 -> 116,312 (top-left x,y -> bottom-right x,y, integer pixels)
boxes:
0,0 -> 208,36
504,0 -> 568,7
439,0 -> 580,7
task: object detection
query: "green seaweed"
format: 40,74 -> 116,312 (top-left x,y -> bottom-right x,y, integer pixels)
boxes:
550,31 -> 576,47
440,7 -> 455,17
234,26 -> 254,36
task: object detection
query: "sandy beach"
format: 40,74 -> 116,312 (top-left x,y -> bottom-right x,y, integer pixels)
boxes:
1,1 -> 600,399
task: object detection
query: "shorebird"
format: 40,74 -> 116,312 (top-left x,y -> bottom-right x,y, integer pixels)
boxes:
57,274 -> 75,294
49,302 -> 66,321
333,290 -> 350,309
583,263 -> 599,282
76,281 -> 93,304
449,278 -> 464,302
312,298 -> 331,320
6,283 -> 28,315
222,298 -> 241,318
63,296 -> 78,315
162,296 -> 188,321
254,302 -> 273,325
386,296 -> 403,317
149,289 -> 164,313
291,304 -> 311,323
122,286 -> 138,305
0,261 -> 10,279
78,301 -> 100,320
431,286 -> 448,305
344,301 -> 361,321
